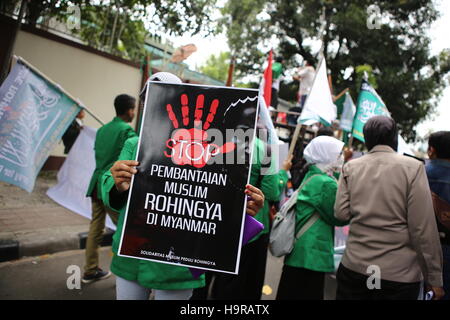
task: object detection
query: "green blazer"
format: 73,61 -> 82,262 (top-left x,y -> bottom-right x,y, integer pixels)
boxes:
86,117 -> 136,198
101,136 -> 287,288
101,137 -> 205,290
249,138 -> 288,242
284,165 -> 349,273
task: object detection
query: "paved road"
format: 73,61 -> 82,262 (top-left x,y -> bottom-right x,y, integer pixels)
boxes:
0,247 -> 115,300
261,252 -> 336,300
0,247 -> 335,300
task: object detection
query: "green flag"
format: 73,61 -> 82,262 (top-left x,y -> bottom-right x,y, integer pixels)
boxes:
339,92 -> 356,132
334,91 -> 346,118
352,80 -> 390,142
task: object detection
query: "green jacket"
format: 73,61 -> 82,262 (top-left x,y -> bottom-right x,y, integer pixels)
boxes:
272,62 -> 283,79
101,137 -> 205,290
249,138 -> 288,242
284,165 -> 348,273
87,117 -> 136,198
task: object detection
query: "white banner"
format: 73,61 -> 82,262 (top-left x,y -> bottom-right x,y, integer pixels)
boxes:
47,126 -> 116,230
299,57 -> 337,125
397,135 -> 414,156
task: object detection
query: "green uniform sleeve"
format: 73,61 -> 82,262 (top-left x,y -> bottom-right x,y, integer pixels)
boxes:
299,176 -> 348,227
318,180 -> 349,227
259,169 -> 288,202
272,62 -> 283,79
101,137 -> 138,212
126,126 -> 138,140
119,126 -> 137,148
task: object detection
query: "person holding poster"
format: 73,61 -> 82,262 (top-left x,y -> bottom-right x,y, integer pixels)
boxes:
101,73 -> 266,300
276,136 -> 349,300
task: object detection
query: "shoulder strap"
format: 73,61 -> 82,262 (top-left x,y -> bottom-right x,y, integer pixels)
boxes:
297,173 -> 321,193
295,212 -> 320,240
280,173 -> 321,214
293,173 -> 323,240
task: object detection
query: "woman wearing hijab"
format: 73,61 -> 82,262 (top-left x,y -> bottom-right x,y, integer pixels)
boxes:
276,135 -> 349,300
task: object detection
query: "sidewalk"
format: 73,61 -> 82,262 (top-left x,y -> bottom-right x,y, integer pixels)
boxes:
0,171 -> 107,261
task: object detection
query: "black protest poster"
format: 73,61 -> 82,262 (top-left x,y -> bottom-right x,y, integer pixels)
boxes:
118,82 -> 260,274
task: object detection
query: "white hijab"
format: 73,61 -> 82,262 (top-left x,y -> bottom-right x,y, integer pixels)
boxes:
303,135 -> 345,174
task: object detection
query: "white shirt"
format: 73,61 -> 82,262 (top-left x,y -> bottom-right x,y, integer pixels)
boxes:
75,118 -> 84,127
272,77 -> 282,91
297,66 -> 315,96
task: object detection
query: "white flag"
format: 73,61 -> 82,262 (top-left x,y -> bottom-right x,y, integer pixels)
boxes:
47,126 -> 116,230
299,57 -> 337,125
257,90 -> 283,175
397,135 -> 414,156
339,92 -> 356,132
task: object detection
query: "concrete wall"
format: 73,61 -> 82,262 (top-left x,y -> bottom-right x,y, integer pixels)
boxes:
13,30 -> 141,156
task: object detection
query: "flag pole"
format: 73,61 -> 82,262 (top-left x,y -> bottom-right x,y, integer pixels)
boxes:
348,135 -> 354,148
288,124 -> 303,156
14,56 -> 105,125
333,88 -> 349,102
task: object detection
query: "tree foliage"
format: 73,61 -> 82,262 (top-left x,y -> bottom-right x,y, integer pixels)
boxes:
218,0 -> 268,79
221,0 -> 450,141
1,0 -> 217,62
199,51 -> 230,83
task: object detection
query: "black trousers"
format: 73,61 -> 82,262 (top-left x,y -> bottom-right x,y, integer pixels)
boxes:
276,265 -> 325,300
270,88 -> 279,109
336,263 -> 421,300
211,233 -> 269,300
190,272 -> 214,300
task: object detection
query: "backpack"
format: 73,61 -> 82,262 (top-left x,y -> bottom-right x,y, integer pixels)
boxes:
269,174 -> 321,257
431,192 -> 450,231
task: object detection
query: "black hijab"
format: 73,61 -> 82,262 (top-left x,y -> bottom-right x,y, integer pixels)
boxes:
363,115 -> 398,151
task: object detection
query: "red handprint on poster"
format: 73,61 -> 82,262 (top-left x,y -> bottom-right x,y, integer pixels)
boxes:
164,94 -> 236,168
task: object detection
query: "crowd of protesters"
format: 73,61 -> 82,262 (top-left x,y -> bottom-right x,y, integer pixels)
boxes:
79,70 -> 449,301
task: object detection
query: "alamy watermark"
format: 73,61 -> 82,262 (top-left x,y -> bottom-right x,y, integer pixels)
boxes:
366,265 -> 381,290
367,5 -> 382,30
48,5 -> 81,32
66,265 -> 81,290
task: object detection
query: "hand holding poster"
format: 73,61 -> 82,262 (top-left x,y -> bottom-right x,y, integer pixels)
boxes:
118,82 -> 260,274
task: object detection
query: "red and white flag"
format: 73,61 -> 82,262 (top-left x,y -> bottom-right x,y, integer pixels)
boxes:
263,49 -> 273,107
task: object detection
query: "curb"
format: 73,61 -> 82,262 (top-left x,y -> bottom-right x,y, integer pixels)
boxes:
0,239 -> 20,262
0,229 -> 115,263
78,228 -> 115,250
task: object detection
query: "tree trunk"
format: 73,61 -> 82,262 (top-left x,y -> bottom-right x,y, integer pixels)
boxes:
100,0 -> 111,48
115,9 -> 127,46
108,0 -> 120,52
